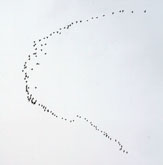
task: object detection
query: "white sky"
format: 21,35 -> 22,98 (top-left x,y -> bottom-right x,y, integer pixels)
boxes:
0,0 -> 163,165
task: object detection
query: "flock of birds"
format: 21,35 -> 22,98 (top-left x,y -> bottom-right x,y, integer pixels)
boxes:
22,9 -> 147,155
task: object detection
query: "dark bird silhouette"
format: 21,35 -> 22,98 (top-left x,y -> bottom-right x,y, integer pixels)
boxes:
27,94 -> 32,102
31,97 -> 37,105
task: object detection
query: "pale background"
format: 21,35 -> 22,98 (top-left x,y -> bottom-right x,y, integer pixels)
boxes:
0,0 -> 163,165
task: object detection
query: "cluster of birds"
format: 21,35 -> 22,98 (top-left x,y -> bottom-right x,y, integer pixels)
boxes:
22,9 -> 147,154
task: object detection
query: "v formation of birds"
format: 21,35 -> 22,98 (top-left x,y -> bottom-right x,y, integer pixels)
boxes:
22,9 -> 147,155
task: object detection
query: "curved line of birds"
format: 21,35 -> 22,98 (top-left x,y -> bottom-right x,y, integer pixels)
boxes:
22,9 -> 147,155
